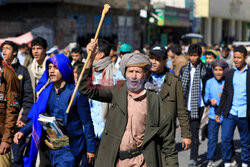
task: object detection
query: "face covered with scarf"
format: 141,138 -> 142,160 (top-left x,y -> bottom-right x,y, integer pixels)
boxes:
120,53 -> 151,93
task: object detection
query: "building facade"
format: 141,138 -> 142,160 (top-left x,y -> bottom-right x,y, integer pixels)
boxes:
194,0 -> 250,45
0,0 -> 149,49
148,0 -> 191,45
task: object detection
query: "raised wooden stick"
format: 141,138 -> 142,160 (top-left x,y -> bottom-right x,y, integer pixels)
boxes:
66,4 -> 111,114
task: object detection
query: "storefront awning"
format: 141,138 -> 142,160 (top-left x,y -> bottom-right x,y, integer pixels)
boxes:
0,31 -> 33,46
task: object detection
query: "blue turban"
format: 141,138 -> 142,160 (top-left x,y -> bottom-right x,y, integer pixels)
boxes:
24,54 -> 74,167
36,54 -> 74,92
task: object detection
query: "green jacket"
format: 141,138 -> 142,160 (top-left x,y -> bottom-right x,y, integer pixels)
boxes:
78,68 -> 178,167
158,70 -> 191,138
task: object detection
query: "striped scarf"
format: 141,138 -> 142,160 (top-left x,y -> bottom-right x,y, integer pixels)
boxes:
181,63 -> 201,119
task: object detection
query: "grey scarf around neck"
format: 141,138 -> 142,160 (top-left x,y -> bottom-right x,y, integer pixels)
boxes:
93,56 -> 112,72
92,56 -> 118,121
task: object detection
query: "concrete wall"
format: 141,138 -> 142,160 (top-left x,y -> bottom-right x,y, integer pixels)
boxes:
151,0 -> 186,8
6,0 -> 60,3
194,0 -> 209,17
195,0 -> 250,21
196,0 -> 250,44
56,3 -> 144,48
66,0 -> 147,10
6,0 -> 148,10
0,22 -> 23,37
209,0 -> 250,21
0,2 -> 145,48
54,18 -> 76,48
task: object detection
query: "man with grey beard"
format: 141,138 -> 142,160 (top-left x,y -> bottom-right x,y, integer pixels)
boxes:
77,39 -> 178,167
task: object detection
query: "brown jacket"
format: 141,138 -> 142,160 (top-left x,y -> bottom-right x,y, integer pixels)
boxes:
159,70 -> 191,138
170,54 -> 188,76
0,65 -> 20,143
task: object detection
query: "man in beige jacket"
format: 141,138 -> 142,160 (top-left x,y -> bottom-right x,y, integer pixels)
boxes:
170,44 -> 189,76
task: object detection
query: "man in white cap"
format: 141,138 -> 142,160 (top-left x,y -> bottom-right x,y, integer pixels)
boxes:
77,39 -> 178,167
46,46 -> 59,57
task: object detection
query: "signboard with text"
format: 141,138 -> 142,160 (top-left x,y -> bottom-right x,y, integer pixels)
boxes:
155,9 -> 165,26
153,6 -> 190,27
165,7 -> 190,27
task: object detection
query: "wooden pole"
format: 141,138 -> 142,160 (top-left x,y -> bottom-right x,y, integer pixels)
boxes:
66,4 -> 110,114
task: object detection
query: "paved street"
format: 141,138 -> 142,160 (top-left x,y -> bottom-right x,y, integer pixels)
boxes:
176,127 -> 241,167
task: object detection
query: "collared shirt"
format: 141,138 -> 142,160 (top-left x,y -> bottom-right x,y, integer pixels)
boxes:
230,65 -> 248,118
151,73 -> 166,90
114,56 -> 121,70
47,85 -> 67,121
71,58 -> 86,66
187,63 -> 204,111
17,51 -> 26,66
90,70 -> 124,138
150,69 -> 174,94
113,70 -> 125,83
34,63 -> 46,86
90,72 -> 105,138
204,77 -> 224,121
116,90 -> 147,167
165,59 -> 173,68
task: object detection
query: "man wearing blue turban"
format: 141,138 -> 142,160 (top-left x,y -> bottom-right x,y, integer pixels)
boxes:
13,54 -> 96,167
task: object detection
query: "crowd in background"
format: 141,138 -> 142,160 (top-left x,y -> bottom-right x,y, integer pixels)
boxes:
0,37 -> 249,167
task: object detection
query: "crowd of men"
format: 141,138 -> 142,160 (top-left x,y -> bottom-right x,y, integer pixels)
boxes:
0,36 -> 249,167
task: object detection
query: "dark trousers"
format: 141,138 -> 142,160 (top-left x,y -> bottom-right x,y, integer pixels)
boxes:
49,145 -> 79,167
190,119 -> 201,162
221,114 -> 250,164
207,119 -> 221,160
39,134 -> 52,167
11,137 -> 26,167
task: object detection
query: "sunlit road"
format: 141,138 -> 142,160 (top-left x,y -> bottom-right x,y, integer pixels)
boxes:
176,127 -> 241,167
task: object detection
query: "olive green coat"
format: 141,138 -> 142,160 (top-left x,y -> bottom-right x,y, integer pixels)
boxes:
159,70 -> 191,138
78,68 -> 178,167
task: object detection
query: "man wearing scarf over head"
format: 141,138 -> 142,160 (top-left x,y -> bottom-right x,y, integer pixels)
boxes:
88,39 -> 123,141
14,54 -> 96,167
78,39 -> 178,167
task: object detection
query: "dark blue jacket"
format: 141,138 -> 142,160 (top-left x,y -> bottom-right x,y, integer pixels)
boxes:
20,83 -> 96,159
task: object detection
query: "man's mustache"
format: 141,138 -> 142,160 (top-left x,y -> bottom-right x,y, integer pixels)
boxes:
127,78 -> 148,82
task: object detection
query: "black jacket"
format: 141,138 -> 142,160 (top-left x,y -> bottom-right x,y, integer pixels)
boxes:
12,60 -> 33,123
216,67 -> 250,119
179,62 -> 213,100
